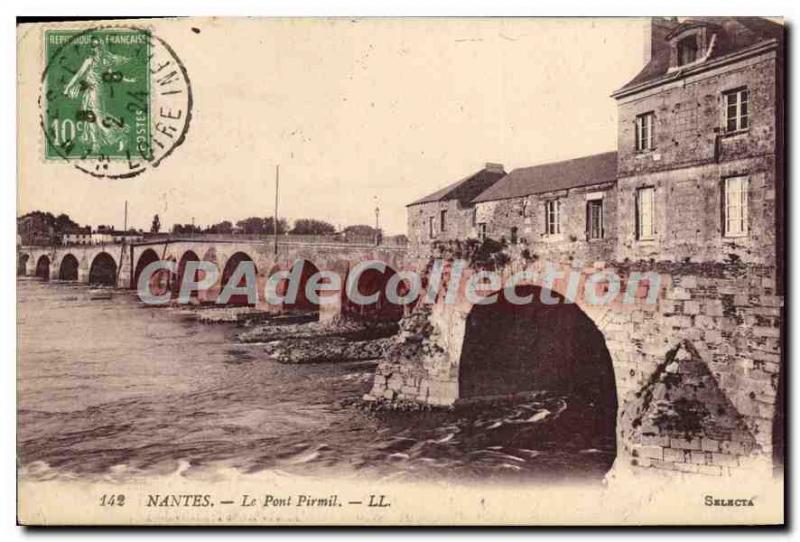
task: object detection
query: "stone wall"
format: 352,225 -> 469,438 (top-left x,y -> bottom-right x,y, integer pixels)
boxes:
474,181 -> 618,264
615,51 -> 780,268
368,254 -> 783,477
407,199 -> 477,248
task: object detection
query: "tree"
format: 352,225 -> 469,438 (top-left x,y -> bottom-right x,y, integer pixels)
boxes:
54,213 -> 79,234
206,220 -> 233,234
236,217 -> 267,234
151,214 -> 161,233
291,219 -> 336,235
172,223 -> 201,234
235,216 -> 288,234
343,224 -> 378,237
264,217 -> 289,235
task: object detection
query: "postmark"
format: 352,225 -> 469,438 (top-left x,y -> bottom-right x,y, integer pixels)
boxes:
40,26 -> 192,178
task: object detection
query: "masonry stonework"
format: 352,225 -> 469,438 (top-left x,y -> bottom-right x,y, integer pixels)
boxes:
369,17 -> 784,478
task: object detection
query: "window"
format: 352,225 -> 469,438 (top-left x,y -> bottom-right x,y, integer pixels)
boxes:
677,36 -> 698,66
510,227 -> 518,245
428,216 -> 435,239
635,112 -> 655,151
545,200 -> 561,236
478,223 -> 487,241
440,209 -> 447,233
724,89 -> 749,132
587,200 -> 604,240
636,187 -> 655,240
724,176 -> 749,237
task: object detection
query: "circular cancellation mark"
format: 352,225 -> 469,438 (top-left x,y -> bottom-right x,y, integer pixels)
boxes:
39,25 -> 192,179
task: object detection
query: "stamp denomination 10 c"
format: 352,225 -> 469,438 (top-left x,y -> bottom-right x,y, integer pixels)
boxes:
41,26 -> 191,179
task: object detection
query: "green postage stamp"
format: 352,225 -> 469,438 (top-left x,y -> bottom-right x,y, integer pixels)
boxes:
44,29 -> 151,160
41,26 -> 191,178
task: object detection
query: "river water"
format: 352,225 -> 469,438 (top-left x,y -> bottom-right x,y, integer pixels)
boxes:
18,279 -> 615,484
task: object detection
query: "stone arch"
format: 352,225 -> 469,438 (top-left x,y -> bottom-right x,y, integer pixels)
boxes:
35,255 -> 51,281
58,254 -> 80,281
343,263 -> 404,322
17,253 -> 30,276
456,284 -> 618,465
220,251 -> 258,306
133,248 -> 170,295
88,252 -> 117,286
459,285 -> 617,405
174,250 -> 200,298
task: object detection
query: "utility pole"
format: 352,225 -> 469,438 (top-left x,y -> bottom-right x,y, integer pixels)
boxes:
123,200 -> 128,232
374,196 -> 380,246
192,216 -> 195,239
274,164 -> 280,255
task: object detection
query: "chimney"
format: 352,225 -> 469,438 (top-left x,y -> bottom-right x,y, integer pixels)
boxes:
484,162 -> 505,173
643,17 -> 679,65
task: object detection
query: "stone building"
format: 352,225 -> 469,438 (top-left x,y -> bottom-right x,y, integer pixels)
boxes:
406,162 -> 505,247
371,16 -> 785,478
612,17 -> 783,271
472,151 -> 618,264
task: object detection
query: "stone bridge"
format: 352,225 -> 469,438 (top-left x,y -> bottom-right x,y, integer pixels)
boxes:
17,238 -> 408,320
366,254 -> 783,478
18,240 -> 783,478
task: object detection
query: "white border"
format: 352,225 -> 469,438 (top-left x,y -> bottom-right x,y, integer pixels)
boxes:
4,1 -> 798,539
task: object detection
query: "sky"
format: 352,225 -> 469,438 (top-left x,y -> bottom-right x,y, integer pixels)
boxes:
18,17 -> 648,235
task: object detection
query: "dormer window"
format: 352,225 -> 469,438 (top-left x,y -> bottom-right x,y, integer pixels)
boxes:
677,36 -> 698,66
666,24 -> 717,71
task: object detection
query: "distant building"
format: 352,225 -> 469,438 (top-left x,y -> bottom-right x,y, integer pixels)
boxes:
62,226 -> 92,245
62,226 -> 143,245
406,162 -> 506,246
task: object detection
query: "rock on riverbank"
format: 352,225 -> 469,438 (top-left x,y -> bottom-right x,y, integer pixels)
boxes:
238,318 -> 400,364
262,336 -> 394,364
238,319 -> 398,343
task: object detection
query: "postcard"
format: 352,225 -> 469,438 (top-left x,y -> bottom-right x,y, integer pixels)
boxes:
16,16 -> 784,525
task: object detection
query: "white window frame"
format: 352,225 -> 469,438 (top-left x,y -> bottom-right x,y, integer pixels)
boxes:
724,176 -> 749,237
636,187 -> 655,241
545,199 -> 561,236
428,216 -> 435,239
724,88 -> 749,133
477,222 -> 487,241
635,112 -> 655,152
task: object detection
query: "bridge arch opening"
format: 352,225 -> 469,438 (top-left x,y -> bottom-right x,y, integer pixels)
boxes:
58,254 -> 79,281
220,252 -> 258,307
458,285 -> 617,463
134,248 -> 170,295
344,264 -> 404,322
174,250 -> 200,299
35,255 -> 51,281
88,252 -> 117,286
17,253 -> 30,276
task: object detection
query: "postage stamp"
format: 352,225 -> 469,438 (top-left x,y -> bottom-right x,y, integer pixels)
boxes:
40,26 -> 192,178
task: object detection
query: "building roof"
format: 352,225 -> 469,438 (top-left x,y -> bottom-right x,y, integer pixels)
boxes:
472,151 -> 618,203
408,163 -> 506,207
615,17 -> 783,95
